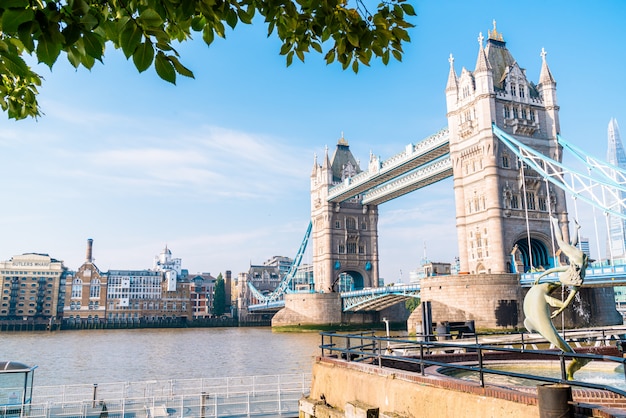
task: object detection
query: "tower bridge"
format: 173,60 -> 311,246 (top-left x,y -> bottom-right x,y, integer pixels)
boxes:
245,23 -> 625,329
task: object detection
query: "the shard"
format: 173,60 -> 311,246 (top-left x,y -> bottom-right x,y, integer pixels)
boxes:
606,118 -> 626,260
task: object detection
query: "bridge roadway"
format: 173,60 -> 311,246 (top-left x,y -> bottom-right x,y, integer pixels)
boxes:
327,128 -> 450,204
249,267 -> 626,314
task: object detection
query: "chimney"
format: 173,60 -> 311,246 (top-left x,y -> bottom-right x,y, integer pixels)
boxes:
86,238 -> 93,263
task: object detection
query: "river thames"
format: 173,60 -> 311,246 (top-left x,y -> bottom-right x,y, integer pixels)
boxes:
0,327 -> 321,387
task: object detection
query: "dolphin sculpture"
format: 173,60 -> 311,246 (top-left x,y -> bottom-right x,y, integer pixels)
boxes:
523,217 -> 589,380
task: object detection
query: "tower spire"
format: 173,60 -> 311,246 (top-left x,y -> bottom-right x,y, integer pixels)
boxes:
445,53 -> 458,92
474,32 -> 490,73
539,48 -> 556,85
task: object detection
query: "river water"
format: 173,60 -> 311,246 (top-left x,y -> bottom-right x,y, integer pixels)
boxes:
0,328 -> 321,387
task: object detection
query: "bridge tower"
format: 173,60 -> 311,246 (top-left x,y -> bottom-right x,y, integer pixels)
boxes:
310,137 -> 379,293
445,22 -> 569,275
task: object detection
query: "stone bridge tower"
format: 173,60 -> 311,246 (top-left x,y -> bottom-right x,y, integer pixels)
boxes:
445,22 -> 569,275
310,136 -> 379,293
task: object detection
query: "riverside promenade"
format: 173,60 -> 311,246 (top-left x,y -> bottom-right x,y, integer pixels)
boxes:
2,374 -> 310,417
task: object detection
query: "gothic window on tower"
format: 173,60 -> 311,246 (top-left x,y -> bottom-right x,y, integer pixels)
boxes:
519,84 -> 525,98
512,107 -> 519,118
361,221 -> 367,230
347,243 -> 357,254
511,84 -> 517,96
521,108 -> 527,119
538,196 -> 547,211
335,220 -> 341,229
346,218 -> 356,230
526,192 -> 536,210
502,154 -> 510,168
511,195 -> 519,209
530,110 -> 536,122
504,106 -> 511,119
338,244 -> 345,254
359,245 -> 364,254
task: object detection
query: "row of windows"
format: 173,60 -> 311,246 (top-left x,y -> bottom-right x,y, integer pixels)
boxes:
504,192 -> 549,211
508,83 -> 526,98
0,310 -> 51,315
334,218 -> 367,230
464,158 -> 483,175
107,302 -> 187,310
1,271 -> 57,275
503,105 -> 537,122
337,243 -> 365,254
3,289 -> 52,295
68,301 -> 100,310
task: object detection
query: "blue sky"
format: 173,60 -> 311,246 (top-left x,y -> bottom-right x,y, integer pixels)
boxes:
0,1 -> 625,282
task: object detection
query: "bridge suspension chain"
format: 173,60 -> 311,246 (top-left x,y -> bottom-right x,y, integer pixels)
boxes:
493,124 -> 626,220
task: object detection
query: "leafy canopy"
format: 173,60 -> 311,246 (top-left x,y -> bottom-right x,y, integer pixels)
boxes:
0,0 -> 415,120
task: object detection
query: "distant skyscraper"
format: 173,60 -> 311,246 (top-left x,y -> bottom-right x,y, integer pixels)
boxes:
606,118 -> 626,260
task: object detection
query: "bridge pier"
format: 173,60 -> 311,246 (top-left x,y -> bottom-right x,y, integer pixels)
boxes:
271,293 -> 409,328
408,274 -> 622,332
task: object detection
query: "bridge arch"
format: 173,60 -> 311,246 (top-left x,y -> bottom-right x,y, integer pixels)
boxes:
510,235 -> 552,273
332,270 -> 367,292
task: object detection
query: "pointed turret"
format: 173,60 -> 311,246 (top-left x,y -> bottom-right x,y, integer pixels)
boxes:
474,32 -> 490,73
445,53 -> 458,92
311,153 -> 318,177
473,32 -> 493,96
537,47 -> 559,135
538,48 -> 556,86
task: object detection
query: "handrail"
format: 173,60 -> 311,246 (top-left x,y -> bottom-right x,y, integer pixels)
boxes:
318,331 -> 626,398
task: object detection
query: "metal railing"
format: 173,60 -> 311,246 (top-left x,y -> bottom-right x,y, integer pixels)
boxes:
1,373 -> 311,417
319,330 -> 626,398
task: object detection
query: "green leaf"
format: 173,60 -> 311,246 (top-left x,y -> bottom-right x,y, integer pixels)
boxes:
391,49 -> 402,62
155,52 -> 176,84
62,24 -> 81,47
167,55 -> 194,78
295,48 -> 304,62
311,42 -> 322,54
17,21 -> 36,52
324,50 -> 335,65
132,41 -> 154,72
202,26 -> 215,46
3,0 -> 29,8
82,32 -> 104,59
346,31 -> 359,48
401,3 -> 416,16
0,49 -> 30,76
66,45 -> 82,68
80,53 -> 95,69
279,42 -> 291,55
138,9 -> 163,28
352,59 -> 358,73
120,22 -> 143,58
191,16 -> 205,31
2,8 -> 35,33
225,8 -> 238,29
286,50 -> 293,67
36,33 -> 62,68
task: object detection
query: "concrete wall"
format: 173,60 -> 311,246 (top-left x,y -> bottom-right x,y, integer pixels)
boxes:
302,358 -> 540,418
301,357 -> 626,418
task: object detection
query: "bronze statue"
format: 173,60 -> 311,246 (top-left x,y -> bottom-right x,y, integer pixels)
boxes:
523,217 -> 589,380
